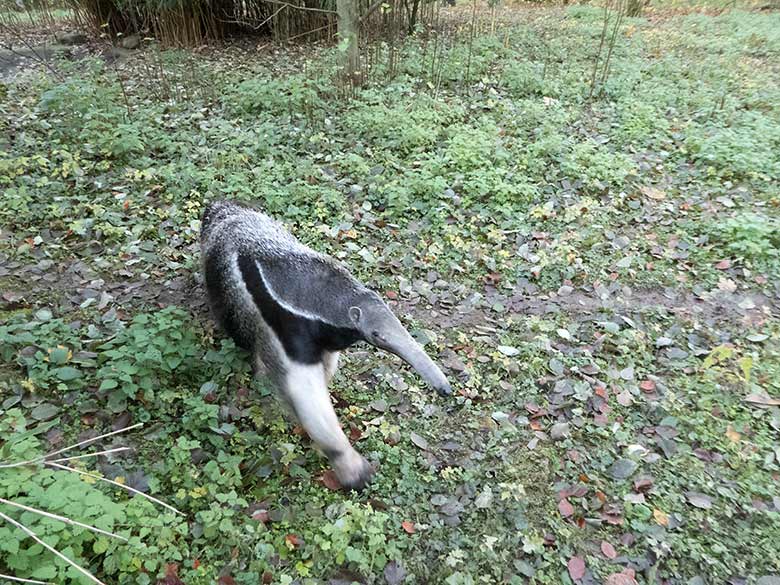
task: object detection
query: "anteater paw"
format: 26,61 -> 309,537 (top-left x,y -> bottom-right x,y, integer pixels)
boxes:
333,450 -> 375,492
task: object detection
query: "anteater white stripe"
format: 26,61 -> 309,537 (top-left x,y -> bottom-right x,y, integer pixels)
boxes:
250,258 -> 341,327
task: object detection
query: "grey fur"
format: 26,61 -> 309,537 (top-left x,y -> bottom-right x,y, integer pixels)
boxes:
200,200 -> 452,490
201,200 -> 362,333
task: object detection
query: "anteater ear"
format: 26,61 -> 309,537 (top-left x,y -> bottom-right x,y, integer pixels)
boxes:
348,306 -> 362,325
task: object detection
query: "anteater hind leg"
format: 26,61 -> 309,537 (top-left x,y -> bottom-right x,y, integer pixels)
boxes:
251,353 -> 268,377
281,361 -> 373,491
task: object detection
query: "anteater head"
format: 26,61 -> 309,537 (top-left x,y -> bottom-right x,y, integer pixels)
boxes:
348,292 -> 452,397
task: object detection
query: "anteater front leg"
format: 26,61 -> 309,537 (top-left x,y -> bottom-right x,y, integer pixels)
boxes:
323,351 -> 340,384
282,361 -> 373,491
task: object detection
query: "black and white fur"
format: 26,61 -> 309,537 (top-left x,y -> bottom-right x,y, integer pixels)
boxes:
200,200 -> 451,490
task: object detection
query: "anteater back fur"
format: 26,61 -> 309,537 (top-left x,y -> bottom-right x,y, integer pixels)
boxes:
200,200 -> 371,374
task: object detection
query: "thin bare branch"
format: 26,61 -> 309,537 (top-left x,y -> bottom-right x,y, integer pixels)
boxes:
286,23 -> 332,42
0,498 -> 128,542
0,423 -> 143,469
51,447 -> 132,463
0,573 -> 51,585
256,0 -> 336,15
46,462 -> 185,517
360,0 -> 385,23
0,511 -> 106,585
0,22 -> 63,80
217,4 -> 287,31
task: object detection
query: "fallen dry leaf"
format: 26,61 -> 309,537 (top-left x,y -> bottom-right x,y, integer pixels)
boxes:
384,560 -> 407,585
605,569 -> 639,585
745,392 -> 780,407
686,491 -> 713,509
284,534 -> 302,549
617,390 -> 633,406
633,476 -> 653,492
159,563 -> 184,585
715,259 -> 732,270
558,498 -> 574,518
567,556 -> 586,580
726,425 -> 741,443
319,470 -> 342,491
410,432 -> 429,450
349,424 -> 362,442
717,277 -> 737,292
653,508 -> 669,526
639,380 -> 656,392
401,521 -> 416,534
251,509 -> 270,523
640,185 -> 666,200
601,540 -> 617,559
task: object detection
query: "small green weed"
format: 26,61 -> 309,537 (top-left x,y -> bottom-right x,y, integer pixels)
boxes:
712,212 -> 780,270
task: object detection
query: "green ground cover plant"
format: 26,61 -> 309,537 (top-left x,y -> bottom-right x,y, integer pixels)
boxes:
1,3 -> 779,583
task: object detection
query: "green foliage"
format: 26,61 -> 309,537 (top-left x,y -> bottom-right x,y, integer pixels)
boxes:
343,94 -> 462,155
227,74 -> 330,119
309,502 -> 404,574
95,308 -> 203,412
501,61 -> 546,98
686,112 -> 780,180
39,73 -> 145,160
614,100 -> 671,145
712,212 -> 780,269
2,5 -> 780,584
0,311 -> 85,390
0,410 -> 185,584
443,120 -> 538,205
560,139 -> 637,189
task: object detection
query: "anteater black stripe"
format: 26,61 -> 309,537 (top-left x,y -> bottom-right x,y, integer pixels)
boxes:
237,253 -> 361,364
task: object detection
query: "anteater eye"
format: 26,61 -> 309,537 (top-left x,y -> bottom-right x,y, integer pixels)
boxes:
372,330 -> 382,339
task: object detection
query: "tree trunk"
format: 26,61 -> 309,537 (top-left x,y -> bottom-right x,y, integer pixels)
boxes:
625,0 -> 646,17
408,0 -> 420,34
337,0 -> 359,82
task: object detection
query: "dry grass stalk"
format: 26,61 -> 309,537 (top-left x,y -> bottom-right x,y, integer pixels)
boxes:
46,461 -> 185,516
0,422 -> 143,470
0,511 -> 107,585
0,573 -> 51,585
0,497 -> 128,542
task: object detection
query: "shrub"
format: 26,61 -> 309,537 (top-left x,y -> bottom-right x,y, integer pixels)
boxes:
38,74 -> 145,160
342,95 -> 463,156
711,212 -> 780,270
560,139 -> 637,189
0,409 -> 186,584
309,502 -> 404,575
95,308 -> 205,412
227,74 -> 329,119
686,112 -> 780,181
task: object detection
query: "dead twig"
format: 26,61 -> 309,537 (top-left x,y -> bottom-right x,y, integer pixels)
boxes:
360,0 -> 385,23
46,462 -> 185,517
217,4 -> 287,31
0,498 -> 128,542
253,0 -> 336,15
50,446 -> 132,463
0,22 -> 64,81
0,422 -> 143,470
0,573 -> 51,584
0,511 -> 106,585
